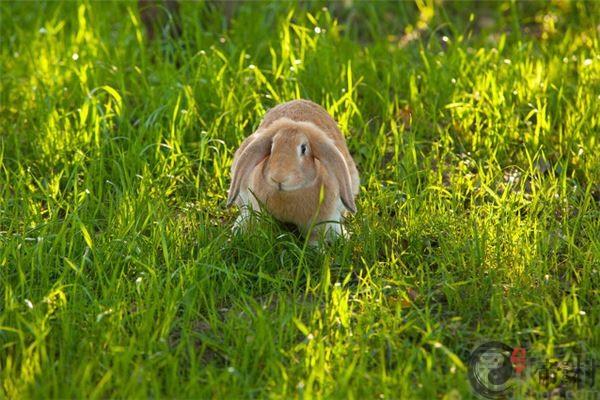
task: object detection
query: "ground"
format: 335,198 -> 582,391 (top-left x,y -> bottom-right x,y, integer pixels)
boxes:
1,1 -> 599,398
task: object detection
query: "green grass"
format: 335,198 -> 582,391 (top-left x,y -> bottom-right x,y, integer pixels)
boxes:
1,1 -> 599,398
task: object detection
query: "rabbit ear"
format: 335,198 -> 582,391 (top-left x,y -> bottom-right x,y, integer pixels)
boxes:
306,131 -> 356,213
227,131 -> 274,207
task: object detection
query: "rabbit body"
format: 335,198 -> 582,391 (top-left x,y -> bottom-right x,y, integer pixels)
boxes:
228,99 -> 359,240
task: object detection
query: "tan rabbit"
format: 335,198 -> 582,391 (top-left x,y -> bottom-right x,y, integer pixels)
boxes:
227,99 -> 360,242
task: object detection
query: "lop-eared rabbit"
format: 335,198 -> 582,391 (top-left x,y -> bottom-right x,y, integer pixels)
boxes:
227,99 -> 359,243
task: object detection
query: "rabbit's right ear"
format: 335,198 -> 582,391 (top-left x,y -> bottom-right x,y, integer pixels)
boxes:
227,130 -> 274,207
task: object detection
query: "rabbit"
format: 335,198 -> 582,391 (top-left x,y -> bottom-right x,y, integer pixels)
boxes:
227,99 -> 360,243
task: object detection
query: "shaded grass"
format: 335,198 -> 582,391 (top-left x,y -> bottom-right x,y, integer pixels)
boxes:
1,0 -> 599,398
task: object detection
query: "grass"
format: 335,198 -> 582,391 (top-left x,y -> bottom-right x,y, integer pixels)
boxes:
1,0 -> 599,398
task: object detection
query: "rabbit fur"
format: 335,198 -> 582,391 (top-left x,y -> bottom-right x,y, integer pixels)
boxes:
227,99 -> 359,242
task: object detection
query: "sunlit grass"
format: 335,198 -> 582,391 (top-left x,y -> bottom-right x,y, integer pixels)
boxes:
1,1 -> 599,398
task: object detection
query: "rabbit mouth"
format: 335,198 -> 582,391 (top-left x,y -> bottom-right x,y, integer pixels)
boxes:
268,174 -> 318,192
271,181 -> 306,192
268,176 -> 300,191
276,183 -> 300,192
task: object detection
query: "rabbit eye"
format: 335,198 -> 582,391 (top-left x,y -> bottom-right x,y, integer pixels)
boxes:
300,144 -> 307,156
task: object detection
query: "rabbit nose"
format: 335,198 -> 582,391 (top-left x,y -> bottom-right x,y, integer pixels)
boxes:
270,176 -> 287,190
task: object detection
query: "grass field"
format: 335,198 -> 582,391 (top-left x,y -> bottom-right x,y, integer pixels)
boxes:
1,1 -> 599,398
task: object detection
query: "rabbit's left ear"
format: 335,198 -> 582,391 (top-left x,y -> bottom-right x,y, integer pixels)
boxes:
306,130 -> 356,213
227,130 -> 274,207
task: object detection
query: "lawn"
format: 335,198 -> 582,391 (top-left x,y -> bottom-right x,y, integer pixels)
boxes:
1,1 -> 599,398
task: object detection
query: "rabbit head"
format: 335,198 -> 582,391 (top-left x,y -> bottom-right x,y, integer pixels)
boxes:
227,118 -> 356,213
264,126 -> 318,191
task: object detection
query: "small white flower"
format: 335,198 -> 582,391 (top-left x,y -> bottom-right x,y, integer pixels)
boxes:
306,333 -> 314,341
442,36 -> 449,43
227,366 -> 236,373
503,59 -> 512,64
39,27 -> 47,34
72,53 -> 79,61
25,299 -> 34,309
314,27 -> 322,34
248,64 -> 256,70
579,310 -> 586,316
583,59 -> 592,66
